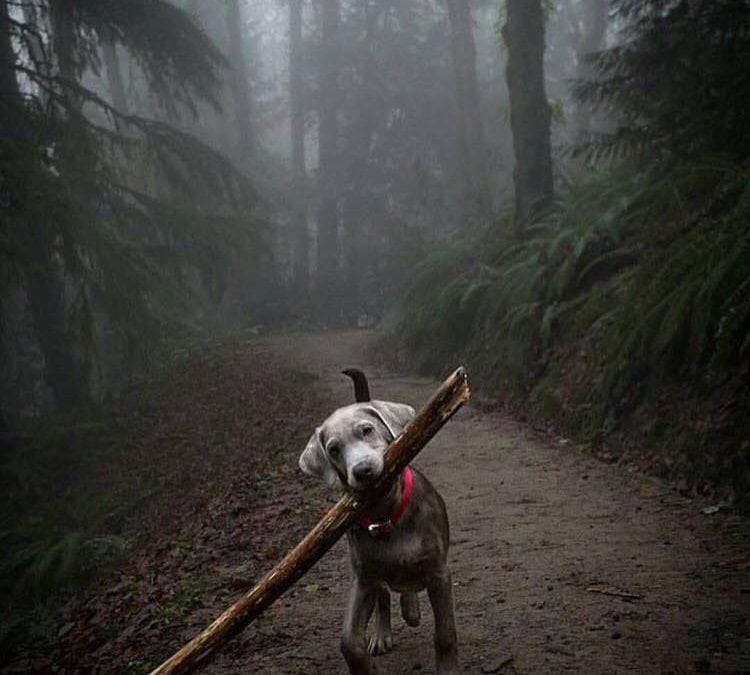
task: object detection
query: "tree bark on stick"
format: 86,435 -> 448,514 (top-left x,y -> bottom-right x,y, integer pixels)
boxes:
149,366 -> 470,675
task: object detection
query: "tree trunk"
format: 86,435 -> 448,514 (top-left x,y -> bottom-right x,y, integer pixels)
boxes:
0,0 -> 19,101
102,39 -> 129,114
577,0 -> 608,73
574,0 -> 608,136
0,0 -> 16,431
289,0 -> 309,300
0,0 -> 24,434
21,1 -> 54,112
31,0 -> 90,411
49,0 -> 80,109
503,0 -> 554,234
225,0 -> 255,170
446,0 -> 490,219
27,271 -> 88,412
341,0 -> 379,322
316,0 -> 341,323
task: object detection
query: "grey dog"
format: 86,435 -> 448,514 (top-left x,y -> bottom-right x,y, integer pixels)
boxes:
298,369 -> 459,675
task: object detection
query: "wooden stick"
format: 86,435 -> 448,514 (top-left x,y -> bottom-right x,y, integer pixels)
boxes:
585,585 -> 643,600
149,367 -> 470,675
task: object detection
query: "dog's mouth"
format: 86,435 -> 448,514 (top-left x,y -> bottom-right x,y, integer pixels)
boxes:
348,476 -> 380,492
347,462 -> 382,491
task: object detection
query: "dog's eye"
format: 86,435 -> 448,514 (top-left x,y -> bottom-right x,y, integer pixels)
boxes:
327,442 -> 341,457
362,425 -> 374,437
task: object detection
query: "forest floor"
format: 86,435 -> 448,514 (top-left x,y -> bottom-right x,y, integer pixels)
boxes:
7,330 -> 750,674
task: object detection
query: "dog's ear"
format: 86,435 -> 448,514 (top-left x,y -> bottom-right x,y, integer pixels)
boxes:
366,401 -> 416,440
299,427 -> 339,487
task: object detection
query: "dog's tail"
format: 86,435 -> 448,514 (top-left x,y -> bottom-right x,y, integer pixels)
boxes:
341,368 -> 371,402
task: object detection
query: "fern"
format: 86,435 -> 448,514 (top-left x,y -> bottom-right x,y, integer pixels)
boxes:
611,162 -> 750,377
395,158 -> 750,419
0,532 -> 129,598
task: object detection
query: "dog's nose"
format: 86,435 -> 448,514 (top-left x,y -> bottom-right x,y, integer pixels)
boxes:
352,462 -> 376,482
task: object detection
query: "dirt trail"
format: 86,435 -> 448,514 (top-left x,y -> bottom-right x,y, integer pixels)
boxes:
28,329 -> 748,675
227,330 -> 749,674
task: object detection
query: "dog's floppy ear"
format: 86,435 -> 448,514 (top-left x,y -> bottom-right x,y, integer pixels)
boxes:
299,427 -> 339,487
366,401 -> 416,440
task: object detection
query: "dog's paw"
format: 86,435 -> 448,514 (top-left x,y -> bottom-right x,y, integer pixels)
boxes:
367,632 -> 393,656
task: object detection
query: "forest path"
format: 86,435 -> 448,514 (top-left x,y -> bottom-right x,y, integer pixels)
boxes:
226,330 -> 749,674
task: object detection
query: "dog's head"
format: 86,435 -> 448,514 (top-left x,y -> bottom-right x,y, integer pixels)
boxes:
299,401 -> 415,491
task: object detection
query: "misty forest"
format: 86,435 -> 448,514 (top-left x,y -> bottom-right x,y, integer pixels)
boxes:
1,0 -> 749,673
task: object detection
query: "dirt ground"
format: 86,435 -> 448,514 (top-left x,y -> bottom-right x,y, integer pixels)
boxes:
20,330 -> 750,674
232,330 -> 749,675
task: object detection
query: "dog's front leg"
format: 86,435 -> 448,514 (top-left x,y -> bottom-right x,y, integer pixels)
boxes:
368,584 -> 393,656
427,569 -> 459,675
341,578 -> 378,675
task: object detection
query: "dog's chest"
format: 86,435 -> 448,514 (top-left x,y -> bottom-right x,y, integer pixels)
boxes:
348,528 -> 441,591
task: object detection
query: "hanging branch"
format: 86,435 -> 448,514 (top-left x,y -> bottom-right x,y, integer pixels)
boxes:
149,366 -> 471,675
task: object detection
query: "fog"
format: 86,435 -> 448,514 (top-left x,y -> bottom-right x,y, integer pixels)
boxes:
2,1 -> 749,670
0,0 -> 617,420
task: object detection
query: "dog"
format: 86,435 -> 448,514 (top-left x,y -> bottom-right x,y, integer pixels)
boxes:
299,369 -> 459,675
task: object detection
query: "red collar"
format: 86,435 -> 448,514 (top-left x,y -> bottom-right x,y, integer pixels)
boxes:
358,466 -> 414,537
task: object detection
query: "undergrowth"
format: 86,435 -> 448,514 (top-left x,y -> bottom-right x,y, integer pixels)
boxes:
0,331 -> 256,660
394,158 -> 750,500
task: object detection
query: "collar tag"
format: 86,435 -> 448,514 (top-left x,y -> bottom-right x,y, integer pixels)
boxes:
366,520 -> 392,536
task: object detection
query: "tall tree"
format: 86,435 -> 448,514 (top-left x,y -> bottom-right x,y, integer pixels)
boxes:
225,0 -> 255,170
503,0 -> 554,233
0,0 -> 16,102
28,0 -> 92,411
445,0 -> 490,218
340,0 -> 380,321
1,0 -> 259,415
316,0 -> 341,321
575,0 -> 750,161
0,0 -> 21,428
573,0 -> 608,136
289,0 -> 309,298
577,0 -> 608,71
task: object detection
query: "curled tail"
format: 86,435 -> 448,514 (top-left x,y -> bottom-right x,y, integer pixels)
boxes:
342,368 -> 371,402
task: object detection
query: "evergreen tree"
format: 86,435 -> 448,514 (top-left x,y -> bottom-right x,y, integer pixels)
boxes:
503,0 -> 555,233
316,0 -> 342,322
0,0 -> 261,415
289,0 -> 309,301
446,0 -> 490,218
575,0 -> 750,161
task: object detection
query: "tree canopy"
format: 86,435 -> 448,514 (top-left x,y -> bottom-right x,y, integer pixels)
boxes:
1,0 -> 261,411
576,0 -> 750,161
